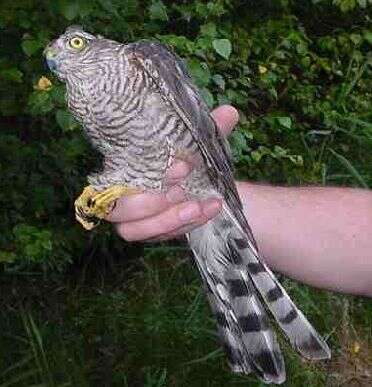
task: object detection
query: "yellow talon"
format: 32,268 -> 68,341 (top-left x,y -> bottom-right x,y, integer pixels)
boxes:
74,185 -> 141,230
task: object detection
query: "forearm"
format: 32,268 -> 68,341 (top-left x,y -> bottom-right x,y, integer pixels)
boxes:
237,182 -> 372,297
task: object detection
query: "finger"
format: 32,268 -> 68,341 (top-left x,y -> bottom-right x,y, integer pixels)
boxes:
151,222 -> 208,241
106,186 -> 186,223
116,198 -> 221,242
144,221 -> 205,242
116,200 -> 205,241
148,197 -> 223,241
210,105 -> 239,137
145,199 -> 222,241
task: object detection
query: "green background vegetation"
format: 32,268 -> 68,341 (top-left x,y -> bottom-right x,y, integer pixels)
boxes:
0,0 -> 371,385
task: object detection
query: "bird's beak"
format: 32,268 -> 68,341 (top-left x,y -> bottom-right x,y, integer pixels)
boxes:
44,46 -> 59,71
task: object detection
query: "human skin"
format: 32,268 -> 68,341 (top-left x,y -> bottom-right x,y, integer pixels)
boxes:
107,105 -> 372,297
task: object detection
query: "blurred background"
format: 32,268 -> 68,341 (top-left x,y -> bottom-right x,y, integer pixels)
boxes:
0,0 -> 372,385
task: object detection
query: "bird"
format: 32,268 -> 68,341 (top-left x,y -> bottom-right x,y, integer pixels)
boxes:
44,25 -> 330,384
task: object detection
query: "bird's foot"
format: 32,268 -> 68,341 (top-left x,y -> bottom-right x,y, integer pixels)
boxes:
75,185 -> 141,230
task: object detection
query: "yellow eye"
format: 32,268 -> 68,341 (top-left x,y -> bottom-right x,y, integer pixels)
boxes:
69,37 -> 85,50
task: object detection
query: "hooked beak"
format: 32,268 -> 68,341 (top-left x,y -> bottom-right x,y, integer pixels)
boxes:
44,46 -> 59,71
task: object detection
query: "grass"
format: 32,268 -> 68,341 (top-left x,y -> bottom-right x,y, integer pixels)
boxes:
1,244 -> 371,387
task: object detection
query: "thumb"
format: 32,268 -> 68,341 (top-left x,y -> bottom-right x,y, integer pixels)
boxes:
211,105 -> 239,137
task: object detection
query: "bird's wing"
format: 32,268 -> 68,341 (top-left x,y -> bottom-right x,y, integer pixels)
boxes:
129,40 -> 257,248
128,42 -> 331,384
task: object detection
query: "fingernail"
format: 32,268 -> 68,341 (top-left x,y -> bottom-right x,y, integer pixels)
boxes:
179,202 -> 200,222
202,198 -> 222,218
166,186 -> 186,203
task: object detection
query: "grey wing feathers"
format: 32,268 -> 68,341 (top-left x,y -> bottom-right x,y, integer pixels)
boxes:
129,40 -> 257,248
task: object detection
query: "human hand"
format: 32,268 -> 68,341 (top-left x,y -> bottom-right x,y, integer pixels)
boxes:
106,105 -> 239,241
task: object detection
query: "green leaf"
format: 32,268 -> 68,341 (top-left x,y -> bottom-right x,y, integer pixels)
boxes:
97,0 -> 118,15
187,59 -> 211,88
277,116 -> 292,129
149,0 -> 168,21
159,35 -> 194,53
296,42 -> 308,55
251,150 -> 262,162
0,251 -> 17,263
288,155 -> 304,166
200,87 -> 214,108
363,31 -> 372,44
229,130 -> 252,162
212,74 -> 225,90
217,93 -> 230,106
336,0 -> 357,12
78,0 -> 95,17
200,22 -> 217,37
28,91 -> 54,115
350,33 -> 362,45
59,0 -> 79,20
13,224 -> 53,262
50,85 -> 66,105
56,109 -> 79,132
212,39 -> 232,59
21,39 -> 41,57
0,68 -> 23,83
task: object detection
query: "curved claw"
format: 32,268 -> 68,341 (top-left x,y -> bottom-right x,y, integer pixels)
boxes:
74,185 -> 141,230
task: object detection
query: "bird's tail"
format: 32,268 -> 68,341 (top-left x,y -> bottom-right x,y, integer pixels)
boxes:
187,205 -> 330,385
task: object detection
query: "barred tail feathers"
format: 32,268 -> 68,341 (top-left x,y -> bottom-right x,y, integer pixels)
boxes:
187,206 -> 330,384
189,237 -> 285,384
188,212 -> 285,384
223,205 -> 331,361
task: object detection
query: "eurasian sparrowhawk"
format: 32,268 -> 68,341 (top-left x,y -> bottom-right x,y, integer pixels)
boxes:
44,26 -> 330,384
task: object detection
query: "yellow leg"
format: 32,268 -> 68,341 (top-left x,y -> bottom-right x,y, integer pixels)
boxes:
74,185 -> 141,230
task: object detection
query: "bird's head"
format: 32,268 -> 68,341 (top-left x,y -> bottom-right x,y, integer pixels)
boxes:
44,26 -> 117,80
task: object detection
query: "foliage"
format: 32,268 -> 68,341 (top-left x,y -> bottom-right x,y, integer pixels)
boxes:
0,0 -> 372,385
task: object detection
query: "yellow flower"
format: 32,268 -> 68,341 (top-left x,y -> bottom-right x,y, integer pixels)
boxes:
35,76 -> 52,91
